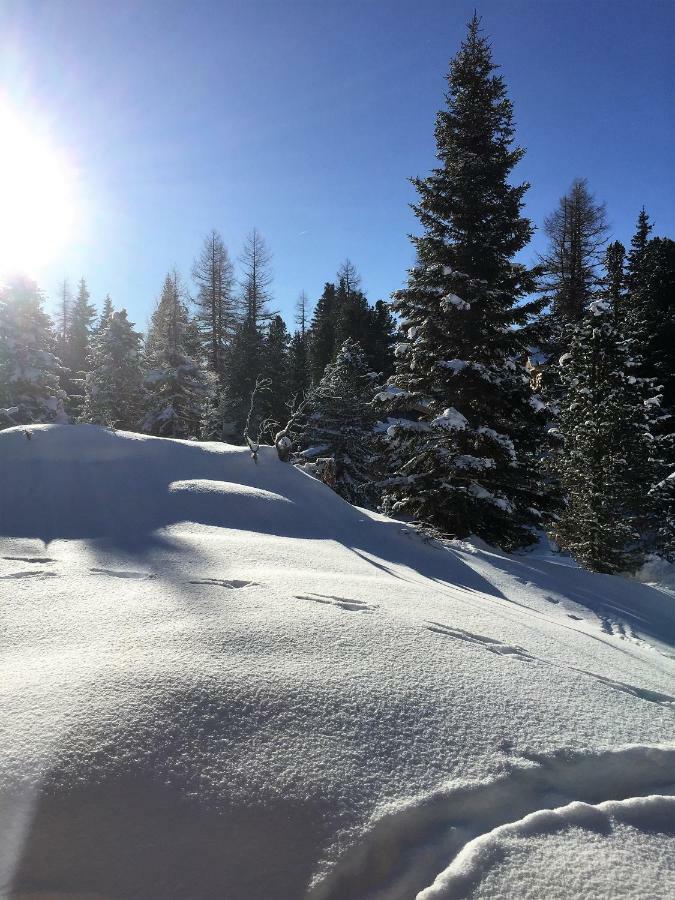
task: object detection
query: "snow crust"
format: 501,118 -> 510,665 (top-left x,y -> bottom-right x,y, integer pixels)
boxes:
0,425 -> 673,899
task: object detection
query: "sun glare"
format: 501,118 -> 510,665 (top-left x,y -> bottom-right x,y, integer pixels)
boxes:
0,100 -> 78,278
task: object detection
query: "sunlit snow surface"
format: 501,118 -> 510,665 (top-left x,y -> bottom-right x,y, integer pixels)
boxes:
0,425 -> 673,900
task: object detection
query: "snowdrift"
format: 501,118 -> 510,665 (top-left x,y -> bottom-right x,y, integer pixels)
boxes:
0,425 -> 673,899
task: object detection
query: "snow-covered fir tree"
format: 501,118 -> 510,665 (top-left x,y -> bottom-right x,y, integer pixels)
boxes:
378,15 -> 552,549
554,297 -> 653,573
94,294 -> 114,336
141,271 -> 209,438
0,276 -> 66,428
82,309 -> 145,430
622,215 -> 675,557
298,338 -> 380,506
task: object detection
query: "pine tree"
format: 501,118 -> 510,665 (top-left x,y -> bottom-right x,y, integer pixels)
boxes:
141,271 -> 208,438
288,292 -> 311,400
622,219 -> 675,557
192,230 -> 236,375
260,314 -> 290,429
298,338 -> 380,506
54,279 -> 72,361
0,276 -> 66,427
94,294 -> 114,336
309,282 -> 337,382
554,298 -> 652,572
65,278 -> 97,417
238,228 -> 274,328
378,15 -> 552,549
83,309 -> 145,430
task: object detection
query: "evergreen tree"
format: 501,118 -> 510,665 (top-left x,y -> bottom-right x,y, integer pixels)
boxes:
141,271 -> 208,438
378,15 -> 552,549
94,294 -> 114,335
622,222 -> 675,556
309,282 -> 337,382
554,298 -> 652,572
260,314 -> 290,429
298,338 -> 380,506
192,230 -> 236,375
238,228 -> 274,328
83,309 -> 144,430
0,276 -> 66,427
288,292 -> 311,400
364,299 -> 397,378
54,279 -> 72,361
66,278 -> 97,417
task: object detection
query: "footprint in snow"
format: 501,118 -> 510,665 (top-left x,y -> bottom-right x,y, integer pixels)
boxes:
0,570 -> 58,579
296,594 -> 376,612
188,578 -> 257,589
90,567 -> 157,580
425,621 -> 534,662
2,556 -> 55,564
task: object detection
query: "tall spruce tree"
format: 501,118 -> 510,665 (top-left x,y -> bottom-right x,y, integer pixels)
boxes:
0,277 -> 66,427
83,309 -> 144,430
288,292 -> 311,400
379,15 -> 551,549
309,282 -> 337,382
66,278 -> 97,417
141,271 -> 208,438
554,297 -> 652,573
260,314 -> 290,429
298,338 -> 380,506
622,218 -> 675,557
192,230 -> 236,375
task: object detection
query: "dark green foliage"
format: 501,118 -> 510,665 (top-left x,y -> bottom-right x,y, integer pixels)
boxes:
260,314 -> 290,429
379,15 -> 552,549
309,282 -> 337,382
554,298 -> 652,572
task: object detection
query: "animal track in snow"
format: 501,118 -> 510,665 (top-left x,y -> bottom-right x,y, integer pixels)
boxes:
2,556 -> 55,564
90,567 -> 157,580
0,570 -> 58,579
425,622 -> 673,709
426,622 -> 534,662
296,594 -> 376,612
188,578 -> 257,589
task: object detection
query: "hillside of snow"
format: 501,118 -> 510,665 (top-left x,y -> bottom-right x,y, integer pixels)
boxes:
0,424 -> 673,900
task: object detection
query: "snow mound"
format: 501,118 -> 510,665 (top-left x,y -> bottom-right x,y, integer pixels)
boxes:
1,425 -> 673,900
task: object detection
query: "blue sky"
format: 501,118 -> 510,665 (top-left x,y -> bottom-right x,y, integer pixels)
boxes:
1,0 -> 673,330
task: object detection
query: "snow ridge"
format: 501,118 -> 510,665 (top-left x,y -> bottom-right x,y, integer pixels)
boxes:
310,743 -> 675,900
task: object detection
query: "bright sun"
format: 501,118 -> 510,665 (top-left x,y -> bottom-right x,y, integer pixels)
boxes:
0,100 -> 78,277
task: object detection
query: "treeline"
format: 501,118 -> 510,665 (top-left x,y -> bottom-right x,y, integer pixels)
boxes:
0,231 -> 397,443
1,14 -> 673,574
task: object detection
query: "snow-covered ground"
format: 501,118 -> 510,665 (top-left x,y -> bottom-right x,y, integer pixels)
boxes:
0,425 -> 673,900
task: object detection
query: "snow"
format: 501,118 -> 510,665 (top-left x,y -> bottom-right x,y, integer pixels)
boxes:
431,407 -> 468,431
441,294 -> 471,312
0,424 -> 673,900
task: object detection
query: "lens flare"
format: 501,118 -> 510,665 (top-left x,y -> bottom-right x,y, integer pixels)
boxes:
0,100 -> 78,277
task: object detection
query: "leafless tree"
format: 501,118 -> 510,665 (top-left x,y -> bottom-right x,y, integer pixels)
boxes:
540,178 -> 608,325
192,230 -> 236,375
